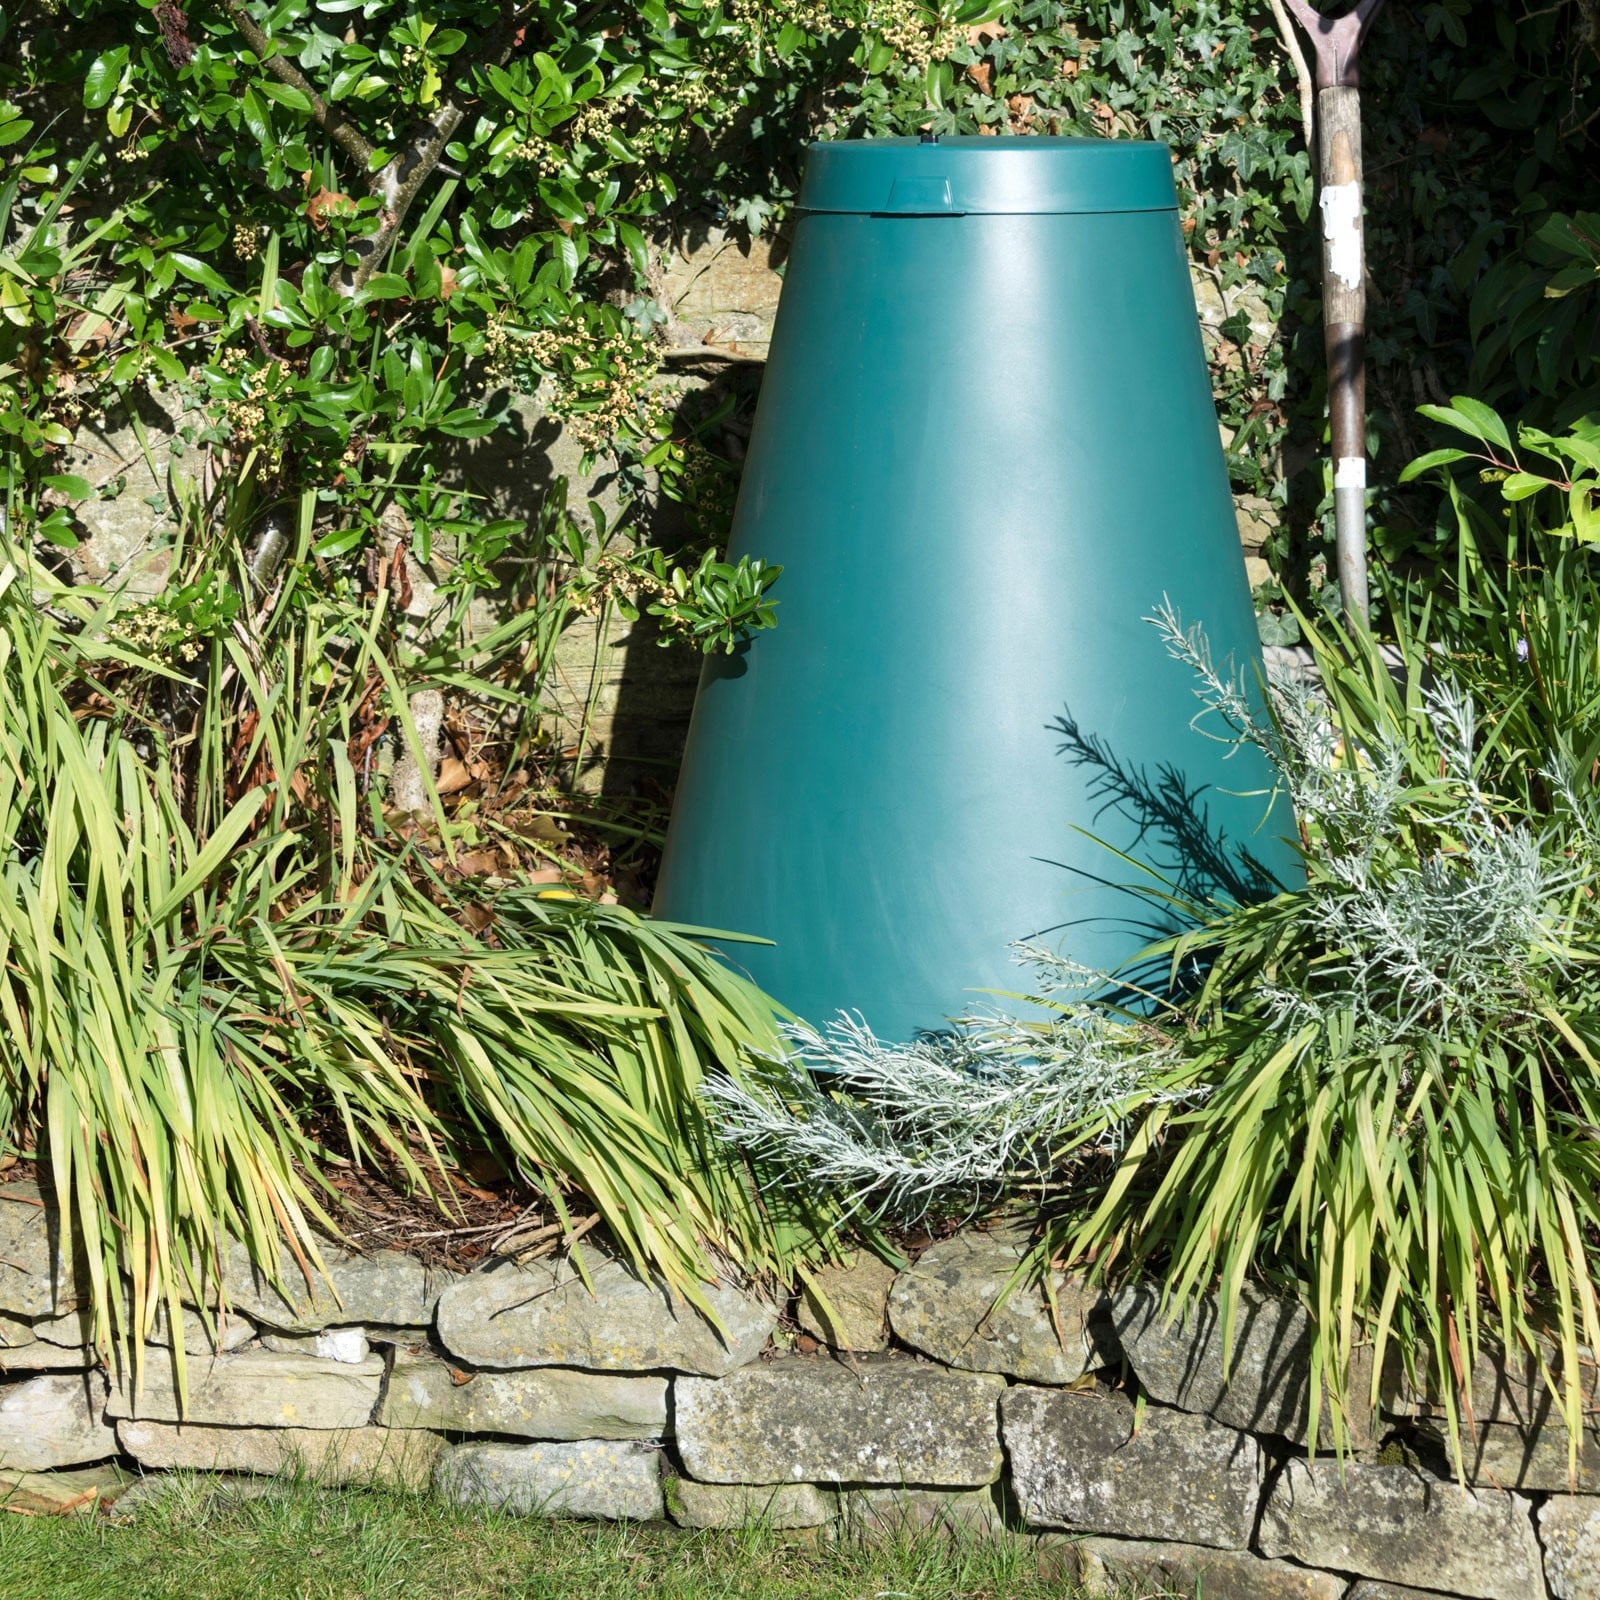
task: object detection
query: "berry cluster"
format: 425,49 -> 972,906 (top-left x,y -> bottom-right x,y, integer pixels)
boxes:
870,0 -> 958,69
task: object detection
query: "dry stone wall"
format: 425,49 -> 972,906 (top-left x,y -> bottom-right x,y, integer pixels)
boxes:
6,1178 -> 1585,1599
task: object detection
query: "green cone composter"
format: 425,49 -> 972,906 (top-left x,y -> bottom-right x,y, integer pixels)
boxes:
653,136 -> 1301,1041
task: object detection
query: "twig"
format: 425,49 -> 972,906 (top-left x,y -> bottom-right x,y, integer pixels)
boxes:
490,1219 -> 565,1254
342,1 -> 531,294
220,0 -> 376,171
1267,0 -> 1316,149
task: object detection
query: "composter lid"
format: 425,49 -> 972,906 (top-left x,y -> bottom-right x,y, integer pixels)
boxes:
796,136 -> 1176,217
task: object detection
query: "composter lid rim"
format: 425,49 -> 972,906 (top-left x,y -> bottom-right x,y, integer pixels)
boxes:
795,136 -> 1177,217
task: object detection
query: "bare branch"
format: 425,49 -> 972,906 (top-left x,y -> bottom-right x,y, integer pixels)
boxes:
342,4 -> 534,294
1267,0 -> 1316,149
345,105 -> 467,293
221,0 -> 376,170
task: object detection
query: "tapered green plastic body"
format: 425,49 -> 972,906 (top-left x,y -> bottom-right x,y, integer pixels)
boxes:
654,137 -> 1299,1041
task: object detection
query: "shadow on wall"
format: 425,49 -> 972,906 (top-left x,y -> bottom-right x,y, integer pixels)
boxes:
595,353 -> 768,806
438,350 -> 770,807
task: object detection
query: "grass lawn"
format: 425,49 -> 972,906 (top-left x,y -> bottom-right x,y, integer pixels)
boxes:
0,1478 -> 1097,1600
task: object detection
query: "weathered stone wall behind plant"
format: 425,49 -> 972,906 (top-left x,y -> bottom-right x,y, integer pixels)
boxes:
3,1180 -> 1594,1598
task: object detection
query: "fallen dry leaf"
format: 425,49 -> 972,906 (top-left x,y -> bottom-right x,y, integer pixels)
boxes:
306,187 -> 359,231
436,757 -> 474,796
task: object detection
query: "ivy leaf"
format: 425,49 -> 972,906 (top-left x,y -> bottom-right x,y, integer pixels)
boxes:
1218,129 -> 1267,183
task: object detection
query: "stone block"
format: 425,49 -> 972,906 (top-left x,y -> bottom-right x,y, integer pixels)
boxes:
117,1419 -> 443,1490
0,1372 -> 116,1470
1111,1283 -> 1378,1447
435,1257 -> 774,1376
362,1326 -> 433,1347
0,1312 -> 95,1372
838,1486 -> 1004,1541
105,1349 -> 384,1429
60,388 -> 196,598
153,1304 -> 258,1355
1258,1459 -> 1543,1600
1393,1338 -> 1599,1433
261,1328 -> 371,1364
434,1440 -> 664,1521
1347,1584 -> 1485,1600
0,1183 -> 80,1317
668,1479 -> 835,1530
1415,1414 -> 1600,1492
1191,274 -> 1276,347
0,1463 -> 132,1514
1077,1537 -> 1346,1600
34,1303 -> 255,1357
661,226 -> 784,358
1002,1386 -> 1260,1550
675,1354 -> 1003,1487
1236,493 -> 1280,553
379,1352 -> 667,1440
796,1254 -> 896,1353
889,1231 -> 1105,1385
1540,1496 -> 1600,1600
215,1239 -> 446,1333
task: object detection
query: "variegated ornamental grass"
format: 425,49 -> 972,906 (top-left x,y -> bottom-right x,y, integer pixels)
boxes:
0,547 -> 821,1398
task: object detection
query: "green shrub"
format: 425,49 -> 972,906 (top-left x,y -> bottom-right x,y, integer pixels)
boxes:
1054,435 -> 1600,1467
0,539 -> 823,1388
1056,600 -> 1600,1464
4,1 -> 1592,606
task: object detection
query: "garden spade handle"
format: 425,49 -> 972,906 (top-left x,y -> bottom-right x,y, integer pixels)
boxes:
1283,0 -> 1386,626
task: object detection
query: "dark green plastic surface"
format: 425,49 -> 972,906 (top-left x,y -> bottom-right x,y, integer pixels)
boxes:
653,137 -> 1300,1041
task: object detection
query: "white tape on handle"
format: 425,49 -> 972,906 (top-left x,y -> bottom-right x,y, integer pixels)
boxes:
1319,182 -> 1364,290
1334,456 -> 1367,490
